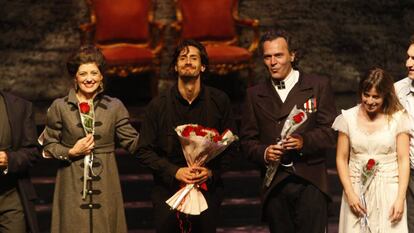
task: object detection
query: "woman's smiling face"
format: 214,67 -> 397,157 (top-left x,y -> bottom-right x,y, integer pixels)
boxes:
361,87 -> 384,114
75,62 -> 103,99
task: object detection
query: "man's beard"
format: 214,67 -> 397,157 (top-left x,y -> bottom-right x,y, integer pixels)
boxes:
178,67 -> 200,80
179,74 -> 200,82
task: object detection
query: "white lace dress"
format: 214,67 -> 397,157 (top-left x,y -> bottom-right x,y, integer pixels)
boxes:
333,105 -> 410,233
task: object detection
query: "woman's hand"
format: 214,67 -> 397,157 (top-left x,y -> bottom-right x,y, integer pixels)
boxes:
346,190 -> 366,217
389,197 -> 405,223
68,134 -> 94,158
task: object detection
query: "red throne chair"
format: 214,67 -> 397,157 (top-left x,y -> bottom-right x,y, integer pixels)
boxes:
171,0 -> 260,75
80,0 -> 165,96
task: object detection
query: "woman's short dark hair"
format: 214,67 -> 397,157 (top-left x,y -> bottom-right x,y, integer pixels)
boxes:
169,39 -> 209,76
67,45 -> 106,77
358,67 -> 403,115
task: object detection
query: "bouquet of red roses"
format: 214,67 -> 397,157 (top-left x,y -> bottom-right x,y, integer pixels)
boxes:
264,105 -> 307,187
166,124 -> 238,215
359,158 -> 378,232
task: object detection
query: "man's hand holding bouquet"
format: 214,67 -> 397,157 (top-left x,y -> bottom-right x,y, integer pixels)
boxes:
264,105 -> 307,187
166,124 -> 238,215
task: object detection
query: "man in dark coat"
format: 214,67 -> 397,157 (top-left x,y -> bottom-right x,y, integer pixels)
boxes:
136,40 -> 237,233
240,29 -> 337,233
0,91 -> 40,233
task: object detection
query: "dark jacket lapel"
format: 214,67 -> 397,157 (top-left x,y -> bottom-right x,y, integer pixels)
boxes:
274,73 -> 314,119
255,79 -> 282,123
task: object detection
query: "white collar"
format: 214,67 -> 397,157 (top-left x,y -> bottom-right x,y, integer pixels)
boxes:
271,69 -> 299,89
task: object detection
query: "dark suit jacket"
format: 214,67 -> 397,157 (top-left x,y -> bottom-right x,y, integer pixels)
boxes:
240,73 -> 337,207
1,91 -> 40,233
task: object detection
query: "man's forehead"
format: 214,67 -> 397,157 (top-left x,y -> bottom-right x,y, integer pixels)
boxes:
179,46 -> 200,56
263,38 -> 289,52
408,44 -> 414,53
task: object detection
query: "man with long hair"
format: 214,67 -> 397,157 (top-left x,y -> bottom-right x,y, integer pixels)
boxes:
136,40 -> 237,233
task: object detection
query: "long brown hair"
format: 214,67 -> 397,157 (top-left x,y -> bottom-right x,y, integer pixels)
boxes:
358,67 -> 403,116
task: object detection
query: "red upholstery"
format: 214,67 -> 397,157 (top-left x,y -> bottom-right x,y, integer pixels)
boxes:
173,0 -> 258,75
93,0 -> 150,44
100,46 -> 154,65
82,0 -> 164,96
178,0 -> 236,41
205,45 -> 251,64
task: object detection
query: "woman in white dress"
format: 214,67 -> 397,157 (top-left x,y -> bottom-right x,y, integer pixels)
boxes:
334,68 -> 410,233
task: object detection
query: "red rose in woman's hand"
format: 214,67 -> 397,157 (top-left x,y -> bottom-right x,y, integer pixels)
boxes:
366,159 -> 376,170
79,102 -> 90,114
292,112 -> 305,123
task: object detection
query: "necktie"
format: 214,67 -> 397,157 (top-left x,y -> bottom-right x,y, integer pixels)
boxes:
273,80 -> 285,90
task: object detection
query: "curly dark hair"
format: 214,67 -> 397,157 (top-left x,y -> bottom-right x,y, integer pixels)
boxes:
66,45 -> 106,77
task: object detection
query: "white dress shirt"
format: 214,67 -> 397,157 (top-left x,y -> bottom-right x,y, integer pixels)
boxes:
395,77 -> 414,169
272,69 -> 299,102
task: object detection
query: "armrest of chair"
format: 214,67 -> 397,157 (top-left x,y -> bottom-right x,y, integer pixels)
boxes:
79,22 -> 95,45
149,20 -> 166,56
234,17 -> 260,53
169,21 -> 183,44
170,21 -> 182,34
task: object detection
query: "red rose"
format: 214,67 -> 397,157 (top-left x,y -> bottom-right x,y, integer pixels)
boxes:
194,126 -> 207,137
79,102 -> 90,114
366,159 -> 376,170
292,112 -> 305,123
182,126 -> 194,137
212,135 -> 222,142
209,128 -> 220,137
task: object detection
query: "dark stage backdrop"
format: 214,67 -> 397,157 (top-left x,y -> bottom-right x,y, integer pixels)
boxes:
1,0 -> 413,101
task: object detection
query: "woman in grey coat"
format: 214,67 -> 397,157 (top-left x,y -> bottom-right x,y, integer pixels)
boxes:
41,45 -> 139,233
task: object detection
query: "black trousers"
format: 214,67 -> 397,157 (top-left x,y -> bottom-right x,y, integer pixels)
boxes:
152,185 -> 221,233
0,188 -> 26,233
264,175 -> 328,233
